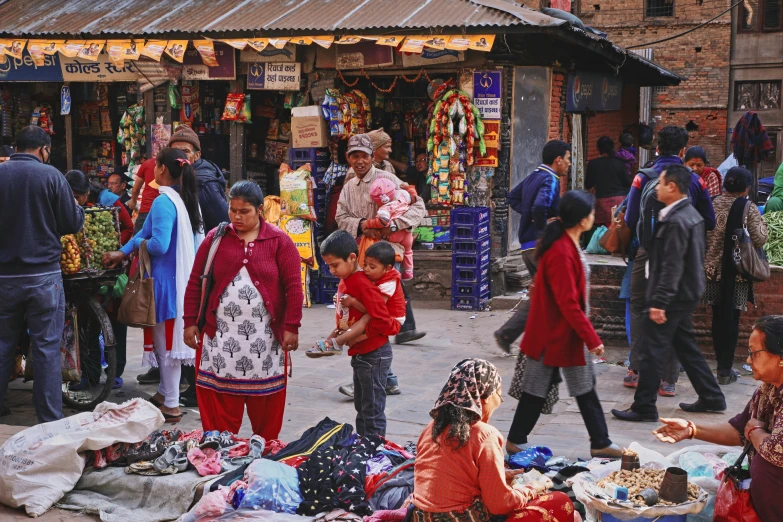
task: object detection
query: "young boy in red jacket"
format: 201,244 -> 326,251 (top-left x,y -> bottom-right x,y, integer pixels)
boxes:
318,231 -> 401,437
308,241 -> 405,354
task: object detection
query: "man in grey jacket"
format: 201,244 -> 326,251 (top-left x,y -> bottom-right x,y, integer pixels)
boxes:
0,126 -> 85,422
612,164 -> 725,422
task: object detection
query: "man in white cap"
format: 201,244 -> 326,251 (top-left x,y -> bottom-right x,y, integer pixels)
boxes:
336,134 -> 428,396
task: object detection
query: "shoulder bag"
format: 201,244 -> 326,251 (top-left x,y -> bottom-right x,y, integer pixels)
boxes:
197,222 -> 230,329
117,241 -> 156,328
598,205 -> 632,257
733,200 -> 770,282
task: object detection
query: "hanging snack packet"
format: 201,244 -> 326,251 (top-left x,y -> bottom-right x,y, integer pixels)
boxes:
239,93 -> 253,124
222,93 -> 244,121
279,163 -> 316,221
168,84 -> 181,109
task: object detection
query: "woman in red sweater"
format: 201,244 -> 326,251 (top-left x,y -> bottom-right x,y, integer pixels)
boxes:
183,181 -> 303,439
507,191 -> 621,459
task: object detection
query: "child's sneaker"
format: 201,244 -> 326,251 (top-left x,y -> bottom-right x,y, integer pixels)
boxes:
306,339 -> 343,358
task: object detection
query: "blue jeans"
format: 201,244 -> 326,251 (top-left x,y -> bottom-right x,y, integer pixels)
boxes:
351,343 -> 393,437
0,273 -> 66,423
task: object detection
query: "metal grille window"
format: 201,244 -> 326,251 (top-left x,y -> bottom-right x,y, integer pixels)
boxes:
741,0 -> 783,31
646,0 -> 674,17
734,81 -> 782,110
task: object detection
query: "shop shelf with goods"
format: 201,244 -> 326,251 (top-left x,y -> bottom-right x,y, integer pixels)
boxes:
244,91 -> 294,197
1,84 -> 66,170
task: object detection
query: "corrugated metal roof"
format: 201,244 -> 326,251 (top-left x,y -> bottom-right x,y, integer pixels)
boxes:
0,0 -> 563,36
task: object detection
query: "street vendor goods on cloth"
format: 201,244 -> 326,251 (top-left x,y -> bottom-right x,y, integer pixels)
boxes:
0,398 -> 163,517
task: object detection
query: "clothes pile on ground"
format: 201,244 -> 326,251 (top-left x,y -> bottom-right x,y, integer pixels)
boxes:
0,405 -> 708,522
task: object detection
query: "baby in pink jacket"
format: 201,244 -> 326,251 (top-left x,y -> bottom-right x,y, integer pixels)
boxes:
365,177 -> 415,280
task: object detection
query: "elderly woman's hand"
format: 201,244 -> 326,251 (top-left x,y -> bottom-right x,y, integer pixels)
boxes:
653,418 -> 692,443
745,418 -> 767,440
282,331 -> 299,351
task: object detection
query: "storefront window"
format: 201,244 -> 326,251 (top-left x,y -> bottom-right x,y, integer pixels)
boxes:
734,81 -> 782,110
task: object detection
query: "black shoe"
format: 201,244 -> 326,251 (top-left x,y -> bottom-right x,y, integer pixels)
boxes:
718,369 -> 740,385
137,367 -> 161,385
494,330 -> 513,354
395,330 -> 426,344
611,407 -> 659,422
679,399 -> 727,413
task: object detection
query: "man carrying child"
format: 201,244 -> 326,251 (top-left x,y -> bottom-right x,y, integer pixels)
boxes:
316,231 -> 401,437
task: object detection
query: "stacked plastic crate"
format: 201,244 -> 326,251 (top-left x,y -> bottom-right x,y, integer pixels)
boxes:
450,207 -> 491,311
290,147 -> 337,304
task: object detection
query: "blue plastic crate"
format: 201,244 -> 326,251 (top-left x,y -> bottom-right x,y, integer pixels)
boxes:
451,206 -> 490,226
452,236 -> 491,255
450,221 -> 490,240
454,280 -> 490,298
451,293 -> 490,311
453,250 -> 491,269
293,160 -> 329,176
290,147 -> 330,165
319,274 -> 340,292
452,257 -> 490,283
313,188 -> 327,208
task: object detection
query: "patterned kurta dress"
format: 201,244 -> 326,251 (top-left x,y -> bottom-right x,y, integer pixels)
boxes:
197,267 -> 286,396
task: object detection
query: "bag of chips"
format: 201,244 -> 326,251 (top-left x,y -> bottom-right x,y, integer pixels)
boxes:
279,163 -> 316,221
239,93 -> 253,124
222,93 -> 245,121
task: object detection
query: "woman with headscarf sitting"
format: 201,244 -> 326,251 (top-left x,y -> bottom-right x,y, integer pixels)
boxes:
412,359 -> 576,522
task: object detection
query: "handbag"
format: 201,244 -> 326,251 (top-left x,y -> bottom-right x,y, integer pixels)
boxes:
714,444 -> 761,522
599,205 -> 632,256
197,222 -> 230,330
733,200 -> 770,282
117,241 -> 156,328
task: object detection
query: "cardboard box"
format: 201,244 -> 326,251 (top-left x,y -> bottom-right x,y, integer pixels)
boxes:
291,106 -> 328,148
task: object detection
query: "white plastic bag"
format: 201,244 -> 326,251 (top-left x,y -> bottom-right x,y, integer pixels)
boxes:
717,153 -> 738,177
0,398 -> 163,517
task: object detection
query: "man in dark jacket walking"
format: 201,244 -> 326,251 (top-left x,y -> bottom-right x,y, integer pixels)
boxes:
0,126 -> 85,422
495,140 -> 570,351
612,165 -> 725,422
168,125 -> 229,233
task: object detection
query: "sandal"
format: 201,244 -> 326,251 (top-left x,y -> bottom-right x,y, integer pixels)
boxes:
248,435 -> 265,459
162,411 -> 184,424
154,445 -> 183,472
306,339 -> 342,358
148,396 -> 164,408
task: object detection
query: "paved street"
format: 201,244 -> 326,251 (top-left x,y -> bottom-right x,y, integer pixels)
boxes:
0,301 -> 758,520
2,301 -> 757,455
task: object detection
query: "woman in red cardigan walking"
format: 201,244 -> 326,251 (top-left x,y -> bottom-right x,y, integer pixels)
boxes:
183,181 -> 303,439
507,191 -> 622,459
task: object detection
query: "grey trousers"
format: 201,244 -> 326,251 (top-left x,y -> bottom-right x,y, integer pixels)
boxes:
630,248 -> 680,383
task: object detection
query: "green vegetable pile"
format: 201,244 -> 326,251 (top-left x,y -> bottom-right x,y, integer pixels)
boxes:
763,211 -> 783,266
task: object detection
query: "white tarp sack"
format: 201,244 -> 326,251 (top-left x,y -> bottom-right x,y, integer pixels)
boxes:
717,153 -> 739,177
571,442 -> 720,521
0,398 -> 163,517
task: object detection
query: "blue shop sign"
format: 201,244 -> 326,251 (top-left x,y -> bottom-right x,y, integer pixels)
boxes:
473,70 -> 502,119
566,71 -> 622,112
0,52 -> 63,82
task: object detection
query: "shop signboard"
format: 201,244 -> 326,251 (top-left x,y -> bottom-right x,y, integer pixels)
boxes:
247,62 -> 301,91
240,44 -> 297,63
473,70 -> 501,120
474,120 -> 499,167
400,49 -> 463,68
566,70 -> 623,112
182,43 -> 236,80
0,51 -> 63,81
336,41 -> 393,69
61,55 -> 138,82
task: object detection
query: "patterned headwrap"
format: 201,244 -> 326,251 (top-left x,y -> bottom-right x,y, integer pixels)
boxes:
430,358 -> 501,419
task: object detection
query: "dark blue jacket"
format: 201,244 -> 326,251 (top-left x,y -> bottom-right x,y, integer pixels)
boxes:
0,154 -> 84,276
194,158 -> 229,233
507,165 -> 560,249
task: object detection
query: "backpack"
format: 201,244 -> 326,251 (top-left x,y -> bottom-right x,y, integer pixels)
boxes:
637,167 -> 664,251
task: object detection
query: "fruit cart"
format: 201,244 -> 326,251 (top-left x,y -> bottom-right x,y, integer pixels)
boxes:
59,206 -> 124,411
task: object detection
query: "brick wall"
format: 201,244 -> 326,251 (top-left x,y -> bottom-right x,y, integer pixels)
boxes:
550,71 -> 567,141
579,0 -> 732,161
584,85 -> 641,160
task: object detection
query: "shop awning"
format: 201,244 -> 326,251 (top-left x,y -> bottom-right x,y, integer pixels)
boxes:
0,0 -> 681,86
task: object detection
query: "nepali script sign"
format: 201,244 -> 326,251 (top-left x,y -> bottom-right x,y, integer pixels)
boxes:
61,56 -> 139,82
246,62 -> 301,91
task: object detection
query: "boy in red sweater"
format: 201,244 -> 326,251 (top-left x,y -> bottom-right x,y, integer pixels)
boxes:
308,241 -> 405,354
317,231 -> 400,437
